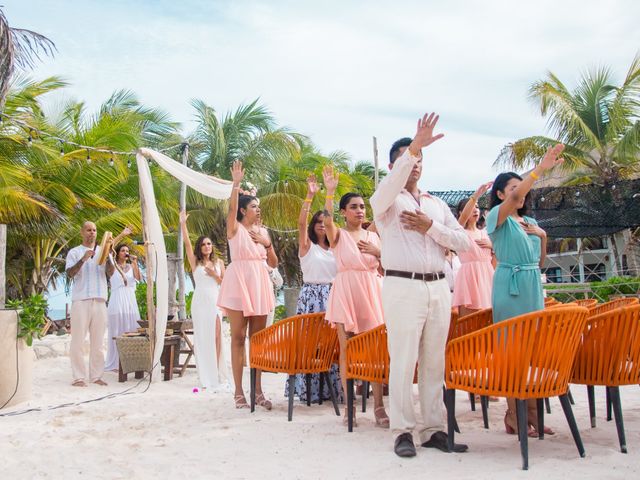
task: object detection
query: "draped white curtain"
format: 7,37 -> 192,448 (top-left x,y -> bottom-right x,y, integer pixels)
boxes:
136,148 -> 232,379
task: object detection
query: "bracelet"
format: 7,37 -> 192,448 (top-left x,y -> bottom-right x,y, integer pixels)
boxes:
303,198 -> 312,203
326,195 -> 334,200
530,171 -> 540,180
265,243 -> 272,250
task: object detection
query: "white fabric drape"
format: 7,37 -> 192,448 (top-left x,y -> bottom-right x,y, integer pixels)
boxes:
136,148 -> 233,380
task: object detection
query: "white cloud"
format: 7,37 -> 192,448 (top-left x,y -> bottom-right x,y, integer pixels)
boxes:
4,0 -> 639,190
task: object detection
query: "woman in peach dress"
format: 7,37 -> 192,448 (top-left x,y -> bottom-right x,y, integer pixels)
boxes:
322,166 -> 389,428
452,181 -> 495,317
217,160 -> 278,410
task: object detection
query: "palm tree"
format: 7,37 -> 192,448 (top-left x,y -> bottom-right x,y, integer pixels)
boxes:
496,54 -> 640,272
0,8 -> 55,304
3,84 -> 180,297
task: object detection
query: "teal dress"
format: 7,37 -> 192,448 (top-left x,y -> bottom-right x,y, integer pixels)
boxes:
486,205 -> 544,323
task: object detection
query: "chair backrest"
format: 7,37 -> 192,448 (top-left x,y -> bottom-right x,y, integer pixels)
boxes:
447,308 -> 493,342
446,307 -> 588,398
446,308 -> 459,344
346,324 -> 389,384
574,298 -> 597,308
249,313 -> 338,374
588,297 -> 639,317
544,297 -> 559,307
572,305 -> 640,386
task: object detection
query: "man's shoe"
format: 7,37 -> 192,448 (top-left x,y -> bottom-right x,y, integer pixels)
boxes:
421,431 -> 468,453
394,433 -> 417,458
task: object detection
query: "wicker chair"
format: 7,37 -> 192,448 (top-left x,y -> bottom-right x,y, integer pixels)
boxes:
448,308 -> 494,418
445,307 -> 589,470
574,298 -> 598,308
544,297 -> 559,307
249,313 -> 340,421
588,297 -> 639,317
570,304 -> 640,453
345,324 -> 389,432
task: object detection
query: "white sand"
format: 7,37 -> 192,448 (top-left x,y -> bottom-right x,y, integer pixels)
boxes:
2,344 -> 639,479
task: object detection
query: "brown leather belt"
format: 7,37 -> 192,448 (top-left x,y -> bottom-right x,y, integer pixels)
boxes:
385,270 -> 445,282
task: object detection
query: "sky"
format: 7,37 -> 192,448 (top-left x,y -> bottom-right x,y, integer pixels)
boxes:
5,0 -> 640,192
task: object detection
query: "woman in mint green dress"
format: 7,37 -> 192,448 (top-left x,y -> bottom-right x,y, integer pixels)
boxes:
485,144 -> 565,436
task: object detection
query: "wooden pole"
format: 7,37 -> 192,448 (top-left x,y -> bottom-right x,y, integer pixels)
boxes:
373,136 -> 379,189
176,144 -> 188,320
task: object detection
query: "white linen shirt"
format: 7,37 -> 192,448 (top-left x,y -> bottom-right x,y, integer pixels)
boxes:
65,245 -> 108,302
370,149 -> 471,274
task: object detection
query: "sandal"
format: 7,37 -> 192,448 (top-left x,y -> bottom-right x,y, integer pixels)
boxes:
93,379 -> 108,386
72,380 -> 87,387
374,407 -> 390,428
255,393 -> 272,411
234,394 -> 249,409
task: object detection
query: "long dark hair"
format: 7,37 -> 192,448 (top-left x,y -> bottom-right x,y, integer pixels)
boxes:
114,243 -> 129,261
308,210 -> 329,248
194,236 -> 216,264
489,172 -> 530,217
237,195 -> 258,221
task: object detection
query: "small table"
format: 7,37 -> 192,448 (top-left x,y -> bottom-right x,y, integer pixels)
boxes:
117,335 -> 182,382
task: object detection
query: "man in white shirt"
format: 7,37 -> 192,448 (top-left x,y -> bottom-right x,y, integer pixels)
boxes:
370,113 -> 471,457
65,222 -> 130,387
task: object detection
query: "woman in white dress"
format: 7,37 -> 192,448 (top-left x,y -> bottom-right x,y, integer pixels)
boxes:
105,244 -> 142,371
180,211 -> 230,391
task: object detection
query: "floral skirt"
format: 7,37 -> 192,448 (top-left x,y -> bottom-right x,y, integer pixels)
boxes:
284,283 -> 343,403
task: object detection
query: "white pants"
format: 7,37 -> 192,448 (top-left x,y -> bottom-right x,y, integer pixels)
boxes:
383,276 -> 451,443
70,299 -> 107,383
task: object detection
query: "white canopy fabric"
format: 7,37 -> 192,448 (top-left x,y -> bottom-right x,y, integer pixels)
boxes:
136,148 -> 233,379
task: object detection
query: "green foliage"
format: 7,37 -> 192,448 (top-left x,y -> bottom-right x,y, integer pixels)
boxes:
134,282 -> 191,319
591,276 -> 640,302
6,293 -> 48,346
273,305 -> 287,322
546,276 -> 640,303
185,291 -> 193,317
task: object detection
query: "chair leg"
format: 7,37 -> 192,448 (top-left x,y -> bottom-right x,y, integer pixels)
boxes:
568,388 -> 575,405
347,378 -> 355,432
544,397 -> 551,414
559,394 -> 586,458
250,368 -> 256,413
536,398 -> 544,440
608,386 -> 627,453
480,395 -> 489,429
306,374 -> 312,407
606,387 -> 612,421
442,385 -> 460,433
324,372 -> 340,416
469,392 -> 476,411
319,373 -> 325,406
445,389 -> 456,452
288,374 -> 295,421
362,381 -> 368,413
516,399 -> 529,470
587,385 -> 596,428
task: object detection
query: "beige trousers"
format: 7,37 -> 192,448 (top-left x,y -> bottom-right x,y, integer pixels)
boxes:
383,276 -> 451,443
70,298 -> 107,383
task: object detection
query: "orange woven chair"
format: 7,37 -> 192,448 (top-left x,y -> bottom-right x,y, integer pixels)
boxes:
447,308 -> 493,418
249,313 -> 340,421
344,324 -> 389,431
544,297 -> 559,307
570,305 -> 640,453
574,298 -> 597,308
588,297 -> 639,317
445,307 -> 589,470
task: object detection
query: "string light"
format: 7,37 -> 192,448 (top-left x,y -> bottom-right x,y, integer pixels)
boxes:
127,158 -> 132,168
27,130 -> 33,147
86,149 -> 91,164
59,141 -> 65,156
109,152 -> 115,167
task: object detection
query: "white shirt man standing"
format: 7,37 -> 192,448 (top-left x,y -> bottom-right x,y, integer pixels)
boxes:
65,222 -> 130,387
370,113 -> 471,457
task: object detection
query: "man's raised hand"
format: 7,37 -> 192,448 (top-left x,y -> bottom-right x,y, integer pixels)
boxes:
411,112 -> 444,153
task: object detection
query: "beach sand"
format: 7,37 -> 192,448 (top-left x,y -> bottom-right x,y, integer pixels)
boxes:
2,338 -> 639,480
